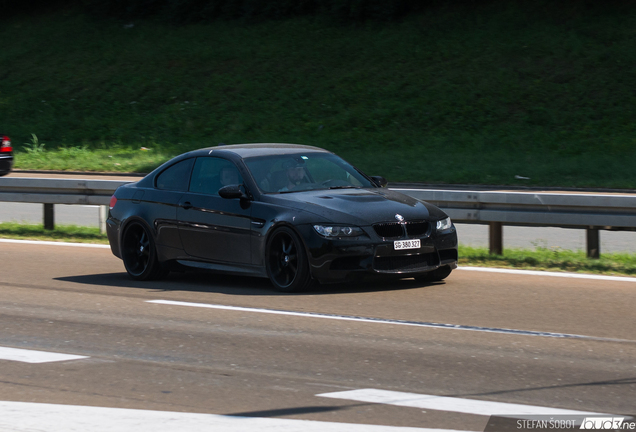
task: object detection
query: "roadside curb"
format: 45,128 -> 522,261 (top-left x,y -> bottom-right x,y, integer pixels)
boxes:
1,238 -> 634,283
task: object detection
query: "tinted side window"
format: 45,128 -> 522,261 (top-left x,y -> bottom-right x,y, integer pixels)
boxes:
189,157 -> 243,196
155,158 -> 194,191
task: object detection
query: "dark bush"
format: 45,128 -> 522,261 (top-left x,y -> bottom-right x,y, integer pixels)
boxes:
0,0 -> 79,15
1,0 -> 463,22
80,0 -> 431,23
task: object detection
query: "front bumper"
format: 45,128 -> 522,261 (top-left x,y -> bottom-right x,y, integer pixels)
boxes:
300,224 -> 458,283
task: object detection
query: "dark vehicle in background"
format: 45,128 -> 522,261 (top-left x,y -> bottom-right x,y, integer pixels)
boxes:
107,144 -> 458,292
0,135 -> 13,176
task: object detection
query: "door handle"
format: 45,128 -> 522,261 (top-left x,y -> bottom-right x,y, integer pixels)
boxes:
180,201 -> 193,210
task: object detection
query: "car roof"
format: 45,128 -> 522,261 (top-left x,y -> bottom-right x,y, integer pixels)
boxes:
191,143 -> 331,158
137,143 -> 334,188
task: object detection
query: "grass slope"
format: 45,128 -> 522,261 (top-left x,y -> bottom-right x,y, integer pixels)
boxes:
2,2 -> 636,186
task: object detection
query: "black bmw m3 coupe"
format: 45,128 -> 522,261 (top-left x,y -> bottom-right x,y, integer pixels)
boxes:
107,144 -> 458,292
0,135 -> 13,176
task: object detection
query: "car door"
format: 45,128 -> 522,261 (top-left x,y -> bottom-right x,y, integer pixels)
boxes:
148,157 -> 195,252
177,156 -> 252,264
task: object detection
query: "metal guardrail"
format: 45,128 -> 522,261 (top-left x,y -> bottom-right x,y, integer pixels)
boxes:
2,177 -> 636,257
393,188 -> 636,229
0,177 -> 129,205
0,177 -> 129,232
392,188 -> 636,258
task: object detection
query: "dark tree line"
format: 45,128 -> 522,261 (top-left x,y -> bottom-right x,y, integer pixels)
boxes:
1,0 -> 452,22
3,1 -> 631,23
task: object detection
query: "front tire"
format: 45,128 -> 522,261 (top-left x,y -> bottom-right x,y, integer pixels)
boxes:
121,221 -> 167,280
266,227 -> 313,292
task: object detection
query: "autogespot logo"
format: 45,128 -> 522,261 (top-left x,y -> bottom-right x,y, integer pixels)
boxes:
580,417 -> 630,430
487,415 -> 636,431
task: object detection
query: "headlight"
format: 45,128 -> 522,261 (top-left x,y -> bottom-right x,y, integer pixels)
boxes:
436,217 -> 452,231
313,225 -> 364,238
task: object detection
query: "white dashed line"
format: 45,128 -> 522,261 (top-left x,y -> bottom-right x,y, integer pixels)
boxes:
317,389 -> 607,418
0,401 -> 470,432
147,300 -> 633,343
0,346 -> 89,363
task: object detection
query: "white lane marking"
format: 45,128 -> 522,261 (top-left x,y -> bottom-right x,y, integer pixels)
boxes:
147,300 -> 632,343
0,401 -> 471,432
458,266 -> 636,283
317,389 -> 606,418
2,237 -> 635,283
0,239 -> 110,248
0,347 -> 89,363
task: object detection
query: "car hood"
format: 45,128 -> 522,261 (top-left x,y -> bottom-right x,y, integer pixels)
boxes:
267,188 -> 448,225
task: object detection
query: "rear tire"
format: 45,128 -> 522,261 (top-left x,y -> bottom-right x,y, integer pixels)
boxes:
266,227 -> 314,292
414,265 -> 452,283
121,221 -> 167,280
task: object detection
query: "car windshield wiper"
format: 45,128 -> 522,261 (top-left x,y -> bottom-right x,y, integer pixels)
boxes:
329,185 -> 360,190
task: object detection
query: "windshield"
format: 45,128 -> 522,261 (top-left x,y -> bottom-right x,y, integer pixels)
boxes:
244,152 -> 375,193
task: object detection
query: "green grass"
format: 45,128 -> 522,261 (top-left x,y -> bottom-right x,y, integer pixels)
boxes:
0,223 -> 108,244
459,245 -> 636,277
3,2 -> 636,185
1,223 -> 634,277
18,135 -> 172,172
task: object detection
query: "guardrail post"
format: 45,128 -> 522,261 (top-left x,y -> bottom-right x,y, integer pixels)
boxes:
489,222 -> 503,255
586,227 -> 600,259
99,205 -> 108,234
43,204 -> 54,230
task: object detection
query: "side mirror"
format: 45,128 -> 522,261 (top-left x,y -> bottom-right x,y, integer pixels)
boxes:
370,176 -> 388,188
219,184 -> 246,199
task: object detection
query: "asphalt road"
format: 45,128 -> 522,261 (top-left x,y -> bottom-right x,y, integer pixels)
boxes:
1,240 -> 634,431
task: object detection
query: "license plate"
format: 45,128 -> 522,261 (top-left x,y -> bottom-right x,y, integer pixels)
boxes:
394,239 -> 421,250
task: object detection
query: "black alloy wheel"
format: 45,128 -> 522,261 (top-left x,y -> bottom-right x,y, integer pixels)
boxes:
414,265 -> 452,283
121,221 -> 166,280
266,227 -> 313,292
